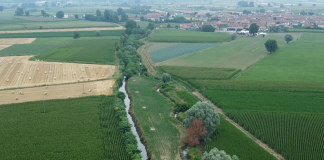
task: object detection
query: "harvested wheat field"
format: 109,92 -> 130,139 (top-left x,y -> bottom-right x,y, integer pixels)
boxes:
0,38 -> 36,45
0,80 -> 115,105
0,56 -> 116,89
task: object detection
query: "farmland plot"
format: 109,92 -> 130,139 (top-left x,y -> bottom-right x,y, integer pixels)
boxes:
149,43 -> 219,62
0,56 -> 116,89
0,80 -> 115,105
34,37 -> 118,64
0,96 -> 129,160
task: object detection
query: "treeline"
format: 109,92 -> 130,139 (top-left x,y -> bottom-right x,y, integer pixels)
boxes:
238,1 -> 255,7
125,5 -> 154,15
116,20 -> 151,85
85,8 -> 128,22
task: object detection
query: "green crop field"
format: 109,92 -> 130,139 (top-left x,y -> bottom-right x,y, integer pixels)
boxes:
159,33 -> 295,69
204,88 -> 324,160
159,66 -> 240,80
176,91 -> 199,106
289,28 -> 324,33
0,30 -> 124,38
206,115 -> 277,160
0,37 -> 74,57
148,29 -> 231,43
149,43 -> 219,62
238,33 -> 324,82
34,36 -> 118,64
0,96 -> 129,160
128,76 -> 182,160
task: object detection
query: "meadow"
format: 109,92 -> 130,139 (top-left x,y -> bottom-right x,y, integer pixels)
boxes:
238,33 -> 324,82
149,43 -> 219,62
159,66 -> 240,80
128,76 -> 182,160
0,30 -> 124,38
0,96 -> 129,160
176,91 -> 199,107
205,115 -> 277,160
148,29 -> 231,43
34,36 -> 118,64
159,33 -> 293,69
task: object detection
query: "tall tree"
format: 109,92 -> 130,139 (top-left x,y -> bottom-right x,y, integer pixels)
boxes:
74,14 -> 79,19
146,23 -> 155,30
203,148 -> 239,160
56,11 -> 64,18
162,73 -> 171,83
249,1 -> 254,7
185,102 -> 220,141
265,39 -> 278,53
285,34 -> 293,44
249,23 -> 259,35
73,32 -> 80,39
202,25 -> 215,32
121,13 -> 129,22
206,13 -> 211,20
25,11 -> 30,16
167,12 -> 170,17
117,8 -> 124,15
15,7 -> 24,16
96,10 -> 101,17
0,6 -> 4,12
104,9 -> 110,21
125,20 -> 137,29
185,118 -> 207,146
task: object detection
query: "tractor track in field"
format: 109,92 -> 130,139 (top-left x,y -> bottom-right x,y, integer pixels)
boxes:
192,91 -> 286,160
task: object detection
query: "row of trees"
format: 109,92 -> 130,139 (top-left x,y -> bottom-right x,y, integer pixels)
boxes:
14,7 -> 64,18
85,9 -> 128,23
238,1 -> 254,7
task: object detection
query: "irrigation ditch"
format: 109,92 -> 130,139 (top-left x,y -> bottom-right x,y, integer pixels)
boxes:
119,77 -> 149,160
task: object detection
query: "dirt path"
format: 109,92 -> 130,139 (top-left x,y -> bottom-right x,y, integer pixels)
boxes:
192,92 -> 285,160
0,26 -> 125,34
138,43 -> 158,76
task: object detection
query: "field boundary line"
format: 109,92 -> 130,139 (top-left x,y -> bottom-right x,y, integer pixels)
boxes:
192,91 -> 285,160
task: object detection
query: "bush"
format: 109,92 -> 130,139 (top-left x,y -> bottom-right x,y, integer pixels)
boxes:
95,31 -> 101,37
162,73 -> 171,83
188,147 -> 202,160
202,25 -> 215,32
73,32 -> 80,39
231,33 -> 237,40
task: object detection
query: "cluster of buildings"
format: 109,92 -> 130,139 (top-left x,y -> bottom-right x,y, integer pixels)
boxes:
179,11 -> 324,32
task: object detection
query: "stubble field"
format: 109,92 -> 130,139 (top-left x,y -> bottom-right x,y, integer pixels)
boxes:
0,56 -> 116,89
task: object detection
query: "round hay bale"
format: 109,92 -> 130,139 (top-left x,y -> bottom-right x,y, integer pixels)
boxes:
27,70 -> 29,73
11,91 -> 14,94
6,79 -> 9,82
11,65 -> 13,68
44,71 -> 47,74
67,96 -> 70,98
9,62 -> 12,64
18,62 -> 20,64
88,89 -> 92,92
110,86 -> 113,88
54,77 -> 57,80
60,63 -> 62,65
37,68 -> 39,71
74,72 -> 76,75
80,76 -> 83,78
44,92 -> 47,95
45,86 -> 48,88
15,97 -> 18,100
29,77 -> 31,80
101,75 -> 104,77
88,78 -> 90,81
17,71 -> 20,73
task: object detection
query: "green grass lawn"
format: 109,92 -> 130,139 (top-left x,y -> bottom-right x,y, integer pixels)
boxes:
205,115 -> 277,160
149,43 -> 219,62
238,33 -> 324,82
159,33 -> 293,69
148,29 -> 231,43
0,96 -> 129,160
128,76 -> 182,160
33,36 -> 118,64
